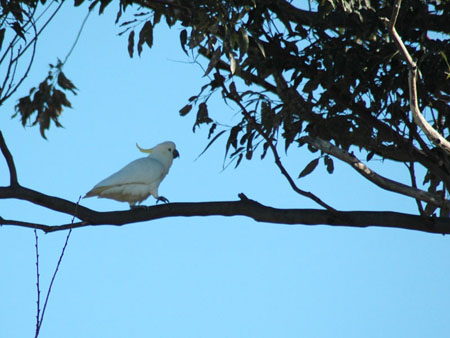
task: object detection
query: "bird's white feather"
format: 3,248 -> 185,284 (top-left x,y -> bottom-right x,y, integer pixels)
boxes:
85,141 -> 178,206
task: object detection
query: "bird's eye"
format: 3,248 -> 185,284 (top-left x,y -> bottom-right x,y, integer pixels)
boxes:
168,148 -> 172,151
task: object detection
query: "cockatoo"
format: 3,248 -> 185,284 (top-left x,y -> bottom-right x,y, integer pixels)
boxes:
84,141 -> 179,207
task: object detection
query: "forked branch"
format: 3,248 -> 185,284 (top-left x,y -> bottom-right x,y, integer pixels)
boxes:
302,136 -> 450,211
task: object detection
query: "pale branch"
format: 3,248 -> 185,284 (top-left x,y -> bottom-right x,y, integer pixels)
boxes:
301,136 -> 450,210
408,69 -> 450,154
388,0 -> 450,155
0,131 -> 18,186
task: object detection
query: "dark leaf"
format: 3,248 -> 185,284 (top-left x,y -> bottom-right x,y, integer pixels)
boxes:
193,102 -> 212,131
0,28 -> 5,51
57,72 -> 77,94
99,0 -> 112,14
138,21 -> 153,55
115,6 -> 122,24
238,27 -> 249,59
234,153 -> 243,168
14,96 -> 33,126
245,149 -> 253,160
230,146 -> 245,158
88,0 -> 99,11
261,101 -> 273,132
39,111 -> 50,139
229,81 -> 238,98
153,12 -> 162,25
119,19 -> 137,27
298,158 -> 319,178
12,22 -> 25,41
180,29 -> 188,55
366,151 -> 375,161
324,155 -> 334,174
128,30 -> 135,58
74,0 -> 85,6
208,123 -> 217,138
226,125 -> 241,155
53,90 -> 72,108
196,130 -> 226,160
423,171 -> 431,185
261,142 -> 269,159
204,48 -> 221,77
179,104 -> 192,116
10,1 -> 23,22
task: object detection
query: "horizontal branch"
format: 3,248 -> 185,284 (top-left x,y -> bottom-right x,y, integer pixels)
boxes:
1,185 -> 449,234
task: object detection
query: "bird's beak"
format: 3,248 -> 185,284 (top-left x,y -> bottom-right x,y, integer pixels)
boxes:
173,149 -> 180,158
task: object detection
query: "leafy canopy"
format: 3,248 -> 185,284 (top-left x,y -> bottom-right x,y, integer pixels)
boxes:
3,0 -> 450,216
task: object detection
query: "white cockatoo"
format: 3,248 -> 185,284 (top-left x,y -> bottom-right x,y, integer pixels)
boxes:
85,141 -> 179,207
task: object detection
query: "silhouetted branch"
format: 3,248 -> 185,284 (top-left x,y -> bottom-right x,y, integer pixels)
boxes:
1,185 -> 450,234
0,131 -> 18,186
33,198 -> 76,337
34,229 -> 40,338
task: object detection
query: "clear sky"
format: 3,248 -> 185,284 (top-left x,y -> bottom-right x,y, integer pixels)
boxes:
1,2 -> 450,338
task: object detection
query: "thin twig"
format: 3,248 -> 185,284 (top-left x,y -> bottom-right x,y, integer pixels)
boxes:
0,131 -> 19,186
62,10 -> 91,66
37,228 -> 72,336
35,196 -> 79,337
406,161 -> 425,216
0,1 -> 64,105
1,12 -> 39,105
221,81 -> 336,212
9,1 -> 64,67
34,229 -> 41,338
1,218 -> 87,232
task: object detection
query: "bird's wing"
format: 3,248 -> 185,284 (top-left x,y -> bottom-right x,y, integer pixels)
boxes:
85,157 -> 166,197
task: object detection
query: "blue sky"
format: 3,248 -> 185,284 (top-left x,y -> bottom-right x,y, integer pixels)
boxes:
1,2 -> 450,338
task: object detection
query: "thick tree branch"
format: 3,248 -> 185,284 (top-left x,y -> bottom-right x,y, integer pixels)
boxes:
1,189 -> 450,234
302,136 -> 450,211
0,185 -> 95,219
0,131 -> 18,186
388,0 -> 450,155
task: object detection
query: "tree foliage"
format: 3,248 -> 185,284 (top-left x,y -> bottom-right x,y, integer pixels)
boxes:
0,0 -> 78,138
2,0 -> 450,233
111,0 -> 450,217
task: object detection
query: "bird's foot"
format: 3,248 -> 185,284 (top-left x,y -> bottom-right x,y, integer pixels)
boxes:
156,196 -> 170,204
